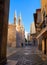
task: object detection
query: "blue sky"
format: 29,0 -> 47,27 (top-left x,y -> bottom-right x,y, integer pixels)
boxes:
9,0 -> 41,32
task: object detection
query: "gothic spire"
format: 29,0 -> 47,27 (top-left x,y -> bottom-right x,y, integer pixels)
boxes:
18,12 -> 22,25
14,10 -> 17,24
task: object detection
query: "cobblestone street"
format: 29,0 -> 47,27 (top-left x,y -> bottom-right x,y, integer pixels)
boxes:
7,46 -> 47,65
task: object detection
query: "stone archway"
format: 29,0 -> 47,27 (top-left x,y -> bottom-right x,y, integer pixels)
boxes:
0,0 -> 10,64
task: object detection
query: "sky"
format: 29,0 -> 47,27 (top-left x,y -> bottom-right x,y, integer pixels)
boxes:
9,0 -> 41,33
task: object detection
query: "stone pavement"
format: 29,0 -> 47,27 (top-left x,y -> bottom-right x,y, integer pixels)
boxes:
6,46 -> 47,65
7,46 -> 21,57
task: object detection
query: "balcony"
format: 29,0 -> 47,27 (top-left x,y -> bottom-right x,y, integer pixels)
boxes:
36,26 -> 47,39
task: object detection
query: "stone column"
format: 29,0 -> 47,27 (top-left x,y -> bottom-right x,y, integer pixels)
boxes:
37,38 -> 39,50
42,39 -> 45,54
0,0 -> 10,64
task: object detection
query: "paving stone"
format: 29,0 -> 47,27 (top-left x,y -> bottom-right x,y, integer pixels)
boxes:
6,60 -> 18,65
7,46 -> 47,65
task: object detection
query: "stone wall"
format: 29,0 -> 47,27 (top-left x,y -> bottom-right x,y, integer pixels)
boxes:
7,25 -> 16,47
0,0 -> 10,64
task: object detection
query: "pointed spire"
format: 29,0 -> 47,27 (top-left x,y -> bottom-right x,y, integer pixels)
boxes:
19,12 -> 21,20
14,10 -> 17,24
14,10 -> 17,19
18,12 -> 22,25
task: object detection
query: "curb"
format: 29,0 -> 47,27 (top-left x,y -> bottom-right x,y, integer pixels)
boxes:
7,51 -> 17,57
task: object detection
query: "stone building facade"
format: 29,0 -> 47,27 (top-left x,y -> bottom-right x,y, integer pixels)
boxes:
33,0 -> 47,55
33,9 -> 42,49
7,12 -> 25,47
8,24 -> 16,47
30,22 -> 37,45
